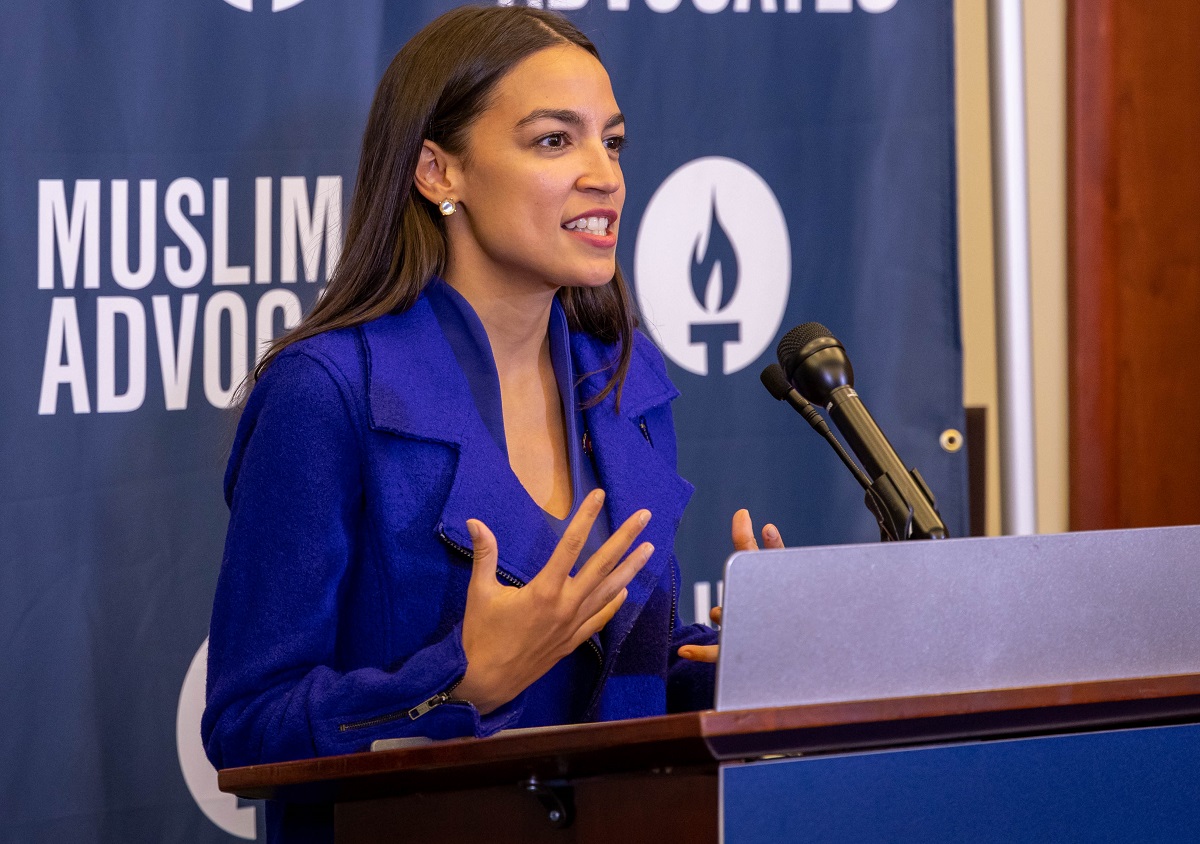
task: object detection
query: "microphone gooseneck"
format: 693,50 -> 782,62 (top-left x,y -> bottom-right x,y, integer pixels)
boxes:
774,325 -> 947,541
760,364 -> 871,491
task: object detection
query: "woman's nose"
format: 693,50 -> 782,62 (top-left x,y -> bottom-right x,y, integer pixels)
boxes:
577,142 -> 622,195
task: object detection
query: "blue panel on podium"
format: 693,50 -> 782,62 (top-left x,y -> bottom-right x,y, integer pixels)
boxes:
720,723 -> 1200,843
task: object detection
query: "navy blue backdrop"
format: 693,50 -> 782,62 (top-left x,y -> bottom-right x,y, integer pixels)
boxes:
0,0 -> 963,840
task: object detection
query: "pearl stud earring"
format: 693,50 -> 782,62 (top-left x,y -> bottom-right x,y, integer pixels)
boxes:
439,199 -> 456,216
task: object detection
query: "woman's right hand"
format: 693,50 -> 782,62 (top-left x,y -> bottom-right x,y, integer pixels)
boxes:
677,509 -> 784,664
452,489 -> 652,715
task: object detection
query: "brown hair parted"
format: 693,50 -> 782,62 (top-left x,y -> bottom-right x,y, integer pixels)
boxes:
253,5 -> 638,409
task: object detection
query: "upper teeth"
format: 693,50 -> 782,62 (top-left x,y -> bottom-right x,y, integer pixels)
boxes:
566,216 -> 610,234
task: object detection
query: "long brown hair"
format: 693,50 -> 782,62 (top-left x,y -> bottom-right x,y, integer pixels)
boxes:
254,6 -> 637,408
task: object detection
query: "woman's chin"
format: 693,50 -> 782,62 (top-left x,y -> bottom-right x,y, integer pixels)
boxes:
558,264 -> 619,290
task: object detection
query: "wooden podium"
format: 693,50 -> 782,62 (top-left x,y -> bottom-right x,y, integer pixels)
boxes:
220,673 -> 1200,842
222,527 -> 1200,840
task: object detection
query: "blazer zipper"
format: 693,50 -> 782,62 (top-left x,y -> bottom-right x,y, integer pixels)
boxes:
438,528 -> 604,668
667,552 -> 678,645
339,675 -> 465,731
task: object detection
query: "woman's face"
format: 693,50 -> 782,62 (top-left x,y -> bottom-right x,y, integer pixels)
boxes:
444,44 -> 626,296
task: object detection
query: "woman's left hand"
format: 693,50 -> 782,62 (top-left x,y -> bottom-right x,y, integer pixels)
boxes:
677,509 -> 784,664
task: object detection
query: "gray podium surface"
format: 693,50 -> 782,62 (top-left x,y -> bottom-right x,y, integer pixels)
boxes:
715,524 -> 1200,712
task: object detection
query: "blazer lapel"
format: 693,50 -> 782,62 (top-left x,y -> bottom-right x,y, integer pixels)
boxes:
574,334 -> 694,656
362,298 -> 559,585
362,303 -> 692,649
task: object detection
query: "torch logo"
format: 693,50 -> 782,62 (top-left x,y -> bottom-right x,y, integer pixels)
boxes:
634,157 -> 790,376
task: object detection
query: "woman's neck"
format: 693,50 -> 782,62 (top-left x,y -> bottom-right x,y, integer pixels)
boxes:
442,270 -> 572,519
442,272 -> 557,376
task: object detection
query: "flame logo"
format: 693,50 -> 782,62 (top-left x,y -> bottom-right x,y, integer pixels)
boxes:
634,156 -> 790,376
690,194 -> 739,314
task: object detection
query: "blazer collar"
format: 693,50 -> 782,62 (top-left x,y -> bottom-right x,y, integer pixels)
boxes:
362,300 -> 693,652
361,297 -> 560,585
361,296 -> 473,447
571,331 -> 681,421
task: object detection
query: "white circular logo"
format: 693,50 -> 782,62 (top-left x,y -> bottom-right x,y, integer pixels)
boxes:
221,0 -> 305,11
634,157 -> 790,376
177,638 -> 258,840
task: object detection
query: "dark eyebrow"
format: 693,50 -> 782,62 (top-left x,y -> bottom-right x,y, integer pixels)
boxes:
514,109 -> 626,131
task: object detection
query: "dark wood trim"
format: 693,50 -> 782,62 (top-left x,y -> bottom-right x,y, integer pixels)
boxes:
220,673 -> 1200,803
335,771 -> 719,844
699,672 -> 1200,759
1068,2 -> 1200,528
965,405 -> 986,536
1067,0 -> 1120,531
219,710 -> 714,803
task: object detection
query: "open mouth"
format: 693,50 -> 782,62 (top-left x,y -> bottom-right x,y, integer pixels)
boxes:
563,216 -> 613,236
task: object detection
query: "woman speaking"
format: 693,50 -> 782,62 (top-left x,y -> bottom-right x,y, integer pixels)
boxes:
202,5 -> 780,839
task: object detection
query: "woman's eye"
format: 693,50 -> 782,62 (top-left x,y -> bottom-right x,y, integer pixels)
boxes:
537,133 -> 568,149
605,135 -> 627,154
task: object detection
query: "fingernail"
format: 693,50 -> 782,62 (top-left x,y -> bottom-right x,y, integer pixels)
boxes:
643,543 -> 655,559
639,510 -> 651,526
765,525 -> 778,540
591,489 -> 606,505
466,520 -> 480,541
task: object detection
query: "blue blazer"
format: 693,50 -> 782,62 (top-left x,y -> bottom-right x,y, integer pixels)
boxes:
202,292 -> 716,772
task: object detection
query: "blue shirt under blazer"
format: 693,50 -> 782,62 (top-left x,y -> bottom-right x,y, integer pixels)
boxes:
202,289 -> 717,777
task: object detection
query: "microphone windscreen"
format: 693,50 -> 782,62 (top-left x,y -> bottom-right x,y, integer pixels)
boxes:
776,321 -> 834,366
760,364 -> 794,400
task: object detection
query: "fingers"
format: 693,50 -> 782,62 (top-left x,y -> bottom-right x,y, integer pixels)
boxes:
732,509 -> 785,552
466,519 -> 499,594
572,588 -> 628,648
709,606 -> 722,627
573,507 -> 651,592
761,523 -> 784,549
542,489 -> 607,584
731,508 -> 758,551
575,540 -> 653,622
678,644 -> 719,663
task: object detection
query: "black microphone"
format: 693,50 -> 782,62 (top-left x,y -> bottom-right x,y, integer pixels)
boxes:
776,323 -> 947,540
760,364 -> 871,490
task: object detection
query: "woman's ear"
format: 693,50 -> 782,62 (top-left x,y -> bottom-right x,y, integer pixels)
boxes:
413,140 -> 459,207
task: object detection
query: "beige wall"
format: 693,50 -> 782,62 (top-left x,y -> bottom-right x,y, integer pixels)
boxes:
954,0 -> 1067,535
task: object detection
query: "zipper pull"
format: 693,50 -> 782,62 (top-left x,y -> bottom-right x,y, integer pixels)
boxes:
637,416 -> 653,446
407,692 -> 450,720
407,678 -> 464,720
